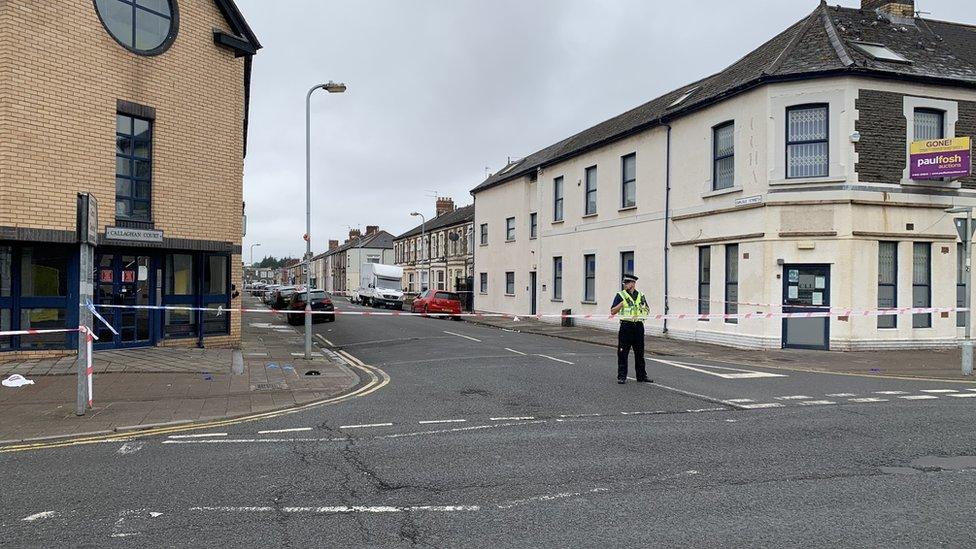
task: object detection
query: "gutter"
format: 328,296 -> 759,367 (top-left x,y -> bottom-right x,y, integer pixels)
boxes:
663,123 -> 672,334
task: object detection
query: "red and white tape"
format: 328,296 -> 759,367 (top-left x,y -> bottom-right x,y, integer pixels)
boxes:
0,326 -> 98,408
90,303 -> 968,322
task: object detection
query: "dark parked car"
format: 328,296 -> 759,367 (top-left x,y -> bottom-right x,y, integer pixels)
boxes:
286,289 -> 335,325
411,290 -> 462,320
271,286 -> 298,309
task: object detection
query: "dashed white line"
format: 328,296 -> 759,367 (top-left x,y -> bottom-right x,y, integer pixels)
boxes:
948,393 -> 976,398
339,423 -> 394,429
848,397 -> 888,403
739,403 -> 784,409
417,419 -> 467,425
799,400 -> 836,406
919,389 -> 958,394
191,505 -> 479,514
558,413 -> 603,418
899,395 -> 938,400
726,398 -> 755,403
168,433 -> 228,439
257,427 -> 313,434
825,393 -> 857,397
22,511 -> 57,522
620,411 -> 664,416
875,391 -> 909,395
443,330 -> 482,342
774,395 -> 812,400
489,416 -> 535,421
535,354 -> 574,364
504,348 -> 526,355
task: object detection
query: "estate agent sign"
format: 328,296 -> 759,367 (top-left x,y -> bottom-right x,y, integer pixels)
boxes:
910,136 -> 972,179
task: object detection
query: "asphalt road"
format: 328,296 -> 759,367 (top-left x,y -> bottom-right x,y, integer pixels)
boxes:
2,297 -> 976,547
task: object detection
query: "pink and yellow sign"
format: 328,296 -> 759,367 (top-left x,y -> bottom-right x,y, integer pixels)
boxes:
910,136 -> 971,180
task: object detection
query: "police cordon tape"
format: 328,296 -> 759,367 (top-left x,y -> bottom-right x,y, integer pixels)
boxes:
90,302 -> 966,321
0,326 -> 98,408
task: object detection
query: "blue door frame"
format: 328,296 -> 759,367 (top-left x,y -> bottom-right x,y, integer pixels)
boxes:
93,251 -> 158,349
781,264 -> 831,350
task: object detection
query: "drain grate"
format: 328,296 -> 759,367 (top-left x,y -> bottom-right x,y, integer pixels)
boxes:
253,382 -> 286,391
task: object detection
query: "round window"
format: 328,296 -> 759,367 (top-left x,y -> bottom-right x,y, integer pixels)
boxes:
94,0 -> 179,55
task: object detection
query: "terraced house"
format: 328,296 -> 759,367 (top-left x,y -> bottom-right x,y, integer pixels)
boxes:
472,0 -> 976,351
394,198 -> 475,294
0,0 -> 260,354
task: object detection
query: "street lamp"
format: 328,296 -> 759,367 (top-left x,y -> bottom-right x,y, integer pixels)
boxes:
249,243 -> 261,266
305,81 -> 346,360
947,206 -> 973,375
410,212 -> 429,292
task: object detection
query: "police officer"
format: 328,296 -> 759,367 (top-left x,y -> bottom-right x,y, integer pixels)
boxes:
610,274 -> 652,384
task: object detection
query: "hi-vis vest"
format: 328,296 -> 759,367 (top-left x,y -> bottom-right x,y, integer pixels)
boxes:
617,290 -> 649,322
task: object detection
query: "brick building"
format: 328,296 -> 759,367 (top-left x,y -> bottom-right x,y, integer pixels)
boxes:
473,0 -> 976,351
394,198 -> 475,294
0,0 -> 260,354
311,227 -> 395,295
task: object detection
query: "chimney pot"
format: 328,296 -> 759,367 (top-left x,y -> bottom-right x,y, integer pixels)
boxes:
861,0 -> 914,17
348,228 -> 362,241
366,225 -> 379,236
435,197 -> 455,217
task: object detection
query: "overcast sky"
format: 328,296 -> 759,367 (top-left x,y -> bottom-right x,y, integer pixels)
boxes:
238,0 -> 973,262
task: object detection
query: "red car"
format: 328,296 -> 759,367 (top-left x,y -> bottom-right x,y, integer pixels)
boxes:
411,290 -> 462,320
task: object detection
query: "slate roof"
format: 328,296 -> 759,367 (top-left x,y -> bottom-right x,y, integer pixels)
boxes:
314,230 -> 396,260
471,1 -> 976,195
394,204 -> 475,240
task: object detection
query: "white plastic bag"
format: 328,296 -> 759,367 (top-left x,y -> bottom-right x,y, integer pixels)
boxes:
2,374 -> 34,388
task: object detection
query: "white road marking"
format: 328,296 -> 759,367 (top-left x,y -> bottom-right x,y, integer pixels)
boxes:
800,400 -> 836,406
117,441 -> 145,455
339,423 -> 394,429
739,403 -> 784,409
163,438 -> 348,444
687,407 -> 728,413
726,399 -> 755,403
22,511 -> 57,522
168,432 -> 228,439
489,416 -> 535,421
848,397 -> 888,403
650,358 -> 786,379
504,348 -> 526,355
774,395 -> 812,400
559,413 -> 603,418
920,389 -> 958,393
826,393 -> 857,397
315,334 -> 335,347
948,393 -> 976,398
191,505 -> 480,514
875,391 -> 909,395
443,330 -> 482,342
536,354 -> 574,364
378,421 -> 545,440
968,388 -> 976,392
496,488 -> 609,509
899,395 -> 938,400
620,411 -> 664,416
418,419 -> 467,425
257,427 -> 313,434
291,352 -> 323,357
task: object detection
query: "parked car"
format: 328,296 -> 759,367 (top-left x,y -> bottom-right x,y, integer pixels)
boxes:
271,285 -> 297,309
410,290 -> 462,320
262,284 -> 281,305
285,289 -> 335,325
250,282 -> 266,296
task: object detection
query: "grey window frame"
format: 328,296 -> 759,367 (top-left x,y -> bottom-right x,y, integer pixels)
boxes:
698,246 -> 710,317
115,113 -> 153,222
552,257 -> 563,301
480,223 -> 488,245
725,244 -> 738,324
530,213 -> 538,239
914,108 -> 945,140
553,176 -> 564,221
505,272 -> 515,296
620,251 -> 634,281
583,254 -> 596,302
93,0 -> 180,56
712,122 -> 735,190
584,166 -> 598,216
505,217 -> 515,241
621,153 -> 636,208
786,104 -> 829,179
479,272 -> 487,293
878,241 -> 898,329
912,242 -> 931,328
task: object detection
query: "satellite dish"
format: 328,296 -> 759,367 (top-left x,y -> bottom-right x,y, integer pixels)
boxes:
449,232 -> 459,241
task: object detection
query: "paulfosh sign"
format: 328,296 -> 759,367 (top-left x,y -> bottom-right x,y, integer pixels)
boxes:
910,136 -> 971,179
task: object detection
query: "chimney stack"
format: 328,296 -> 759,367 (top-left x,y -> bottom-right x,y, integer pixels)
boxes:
435,197 -> 455,217
861,0 -> 914,17
365,225 -> 379,236
328,239 -> 339,251
348,228 -> 362,242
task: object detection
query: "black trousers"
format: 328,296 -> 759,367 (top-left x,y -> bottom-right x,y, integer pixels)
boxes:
617,321 -> 647,380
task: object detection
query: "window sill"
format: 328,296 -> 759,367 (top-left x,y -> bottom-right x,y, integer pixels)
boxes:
701,186 -> 742,198
618,205 -> 637,212
480,243 -> 488,247
769,176 -> 846,186
504,293 -> 515,297
551,220 -> 564,225
505,239 -> 516,243
551,298 -> 563,303
581,300 -> 598,305
479,292 -> 487,295
582,213 -> 598,219
530,236 -> 537,240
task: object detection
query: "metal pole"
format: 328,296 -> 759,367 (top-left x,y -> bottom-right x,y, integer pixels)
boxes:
304,85 -> 317,360
964,211 -> 973,375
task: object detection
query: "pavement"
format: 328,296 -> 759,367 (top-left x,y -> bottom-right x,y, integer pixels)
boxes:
463,314 -> 974,381
2,295 -> 976,547
0,298 -> 361,443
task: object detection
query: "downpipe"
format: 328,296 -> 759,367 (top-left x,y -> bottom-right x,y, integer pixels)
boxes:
663,122 -> 672,334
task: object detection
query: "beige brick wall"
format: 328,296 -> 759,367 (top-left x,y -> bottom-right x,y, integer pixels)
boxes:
0,0 -> 247,346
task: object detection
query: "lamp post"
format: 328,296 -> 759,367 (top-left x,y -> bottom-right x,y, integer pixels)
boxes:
947,206 -> 974,375
410,212 -> 428,292
249,243 -> 261,266
305,81 -> 346,360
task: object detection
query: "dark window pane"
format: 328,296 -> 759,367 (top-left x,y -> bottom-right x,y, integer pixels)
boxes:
116,157 -> 132,177
133,139 -> 151,159
97,0 -> 134,47
19,308 -> 68,349
137,0 -> 171,17
914,110 -> 944,140
0,309 -> 9,349
166,254 -> 194,295
134,180 -> 151,199
131,201 -> 150,220
203,304 -> 229,335
116,178 -> 131,198
134,160 -> 151,179
205,256 -> 228,295
116,114 -> 133,134
116,199 -> 131,218
20,247 -> 69,297
116,135 -> 132,155
0,246 -> 11,297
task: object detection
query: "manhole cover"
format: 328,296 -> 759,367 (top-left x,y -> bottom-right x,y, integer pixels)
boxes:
253,382 -> 286,391
305,370 -> 321,376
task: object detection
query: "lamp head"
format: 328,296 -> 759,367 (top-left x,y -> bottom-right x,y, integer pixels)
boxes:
410,212 -> 421,216
323,81 -> 347,93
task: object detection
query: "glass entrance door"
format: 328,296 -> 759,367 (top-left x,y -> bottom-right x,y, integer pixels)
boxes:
782,264 -> 830,350
95,253 -> 154,348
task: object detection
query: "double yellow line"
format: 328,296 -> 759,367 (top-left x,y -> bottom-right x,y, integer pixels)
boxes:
0,351 -> 390,454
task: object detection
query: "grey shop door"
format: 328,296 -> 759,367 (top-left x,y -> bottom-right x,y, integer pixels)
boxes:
782,264 -> 830,350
